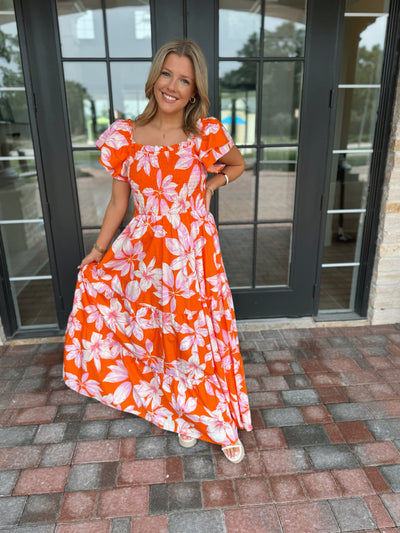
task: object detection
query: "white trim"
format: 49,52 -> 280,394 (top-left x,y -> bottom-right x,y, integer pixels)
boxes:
321,262 -> 360,268
332,149 -> 373,154
0,156 -> 35,161
327,209 -> 366,214
338,84 -> 380,89
0,219 -> 43,224
9,276 -> 52,282
0,87 -> 25,91
344,12 -> 388,17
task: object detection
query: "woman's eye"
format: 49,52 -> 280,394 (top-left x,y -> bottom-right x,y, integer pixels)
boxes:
181,79 -> 190,85
161,71 -> 170,77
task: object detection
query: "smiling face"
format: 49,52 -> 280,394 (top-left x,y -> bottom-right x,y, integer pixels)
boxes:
153,53 -> 196,118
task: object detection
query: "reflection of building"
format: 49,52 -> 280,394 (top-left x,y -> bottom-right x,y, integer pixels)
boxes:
1,0 -> 400,341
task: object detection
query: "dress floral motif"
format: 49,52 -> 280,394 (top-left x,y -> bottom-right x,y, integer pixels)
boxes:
63,117 -> 253,445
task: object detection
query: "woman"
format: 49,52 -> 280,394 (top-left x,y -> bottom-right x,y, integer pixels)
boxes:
64,39 -> 252,463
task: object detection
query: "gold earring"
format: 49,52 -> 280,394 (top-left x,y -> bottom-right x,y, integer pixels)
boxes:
190,96 -> 196,104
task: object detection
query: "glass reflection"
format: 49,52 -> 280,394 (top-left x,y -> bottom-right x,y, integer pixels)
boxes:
329,152 -> 370,213
2,222 -> 50,277
12,279 -> 58,326
319,266 -> 358,310
56,0 -> 105,58
219,225 -> 253,287
106,0 -> 152,57
264,0 -> 306,57
261,62 -> 303,144
74,151 -> 113,227
111,62 -> 151,119
258,148 -> 297,221
345,0 -> 389,13
219,0 -> 261,57
340,16 -> 387,85
219,61 -> 257,145
323,213 -> 364,263
256,223 -> 291,286
64,62 -> 109,146
334,87 -> 380,150
218,153 -> 256,223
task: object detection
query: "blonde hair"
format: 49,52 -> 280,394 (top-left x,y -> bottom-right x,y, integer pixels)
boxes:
135,39 -> 210,136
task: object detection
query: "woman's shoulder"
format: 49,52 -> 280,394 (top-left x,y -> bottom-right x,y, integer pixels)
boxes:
96,119 -> 132,149
197,116 -> 225,136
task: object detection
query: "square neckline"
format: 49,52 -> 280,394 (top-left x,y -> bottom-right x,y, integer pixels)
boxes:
128,118 -> 197,151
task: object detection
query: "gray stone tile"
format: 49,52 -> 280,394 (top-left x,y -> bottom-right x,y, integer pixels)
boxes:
54,404 -> 85,423
40,442 -> 76,467
1,367 -> 25,380
0,496 -> 27,527
135,436 -> 168,459
365,419 -> 400,440
0,526 -> 55,533
0,426 -> 37,448
284,375 -> 311,390
379,464 -> 400,492
63,421 -> 81,442
23,366 -> 47,379
149,484 -> 169,514
168,510 -> 224,533
281,389 -> 320,406
241,351 -> 266,364
261,407 -> 305,427
0,470 -> 19,496
108,417 -> 152,438
360,334 -> 390,345
329,497 -> 376,532
166,434 -> 211,456
78,420 -> 109,441
281,425 -> 330,447
15,378 -> 44,393
111,517 -> 132,533
33,423 -> 66,444
168,482 -> 202,512
288,362 -> 306,375
307,444 -> 359,470
20,494 -> 62,525
327,336 -> 354,348
65,463 -> 104,492
183,455 -> 215,481
326,402 -> 373,421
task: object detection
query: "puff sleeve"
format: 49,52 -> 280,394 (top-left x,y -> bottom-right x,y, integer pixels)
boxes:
95,120 -> 131,182
198,117 -> 235,173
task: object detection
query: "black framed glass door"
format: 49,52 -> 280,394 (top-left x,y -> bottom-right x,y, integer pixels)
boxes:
0,0 -> 397,337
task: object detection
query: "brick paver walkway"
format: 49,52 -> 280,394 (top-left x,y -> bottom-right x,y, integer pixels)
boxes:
1,324 -> 400,532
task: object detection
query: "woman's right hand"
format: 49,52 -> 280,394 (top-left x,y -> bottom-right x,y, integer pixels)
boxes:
78,248 -> 104,269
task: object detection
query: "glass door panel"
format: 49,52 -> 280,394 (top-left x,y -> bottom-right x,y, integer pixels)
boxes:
0,4 -> 57,328
320,1 -> 389,313
218,0 -> 306,296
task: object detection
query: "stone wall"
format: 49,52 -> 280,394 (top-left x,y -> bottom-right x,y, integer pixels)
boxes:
369,71 -> 400,324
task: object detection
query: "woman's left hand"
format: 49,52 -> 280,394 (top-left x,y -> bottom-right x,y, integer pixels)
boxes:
205,185 -> 214,214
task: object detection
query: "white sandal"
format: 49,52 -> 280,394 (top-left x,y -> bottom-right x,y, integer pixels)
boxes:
221,440 -> 245,463
178,434 -> 197,448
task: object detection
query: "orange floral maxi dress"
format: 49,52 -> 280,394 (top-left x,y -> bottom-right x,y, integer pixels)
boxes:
63,117 -> 253,445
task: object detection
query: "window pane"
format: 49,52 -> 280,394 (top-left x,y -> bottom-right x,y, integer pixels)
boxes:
219,0 -> 261,57
220,61 -> 257,145
258,148 -> 297,221
1,222 -> 50,277
106,0 -> 152,57
345,0 -> 389,13
0,12 -> 23,86
0,176 -> 42,220
323,212 -> 364,263
340,16 -> 387,84
56,0 -> 105,58
329,153 -> 370,214
264,0 -> 307,58
64,62 -> 109,147
256,223 -> 291,286
11,279 -> 57,327
74,151 -> 113,227
219,225 -> 253,287
319,266 -> 359,311
111,62 -> 151,119
218,152 -> 256,223
334,87 -> 380,150
261,62 -> 303,144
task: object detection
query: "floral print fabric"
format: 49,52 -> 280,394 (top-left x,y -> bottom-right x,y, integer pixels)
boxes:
63,117 -> 252,445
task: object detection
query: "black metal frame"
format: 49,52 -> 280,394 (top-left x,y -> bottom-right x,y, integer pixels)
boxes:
1,0 -> 399,338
